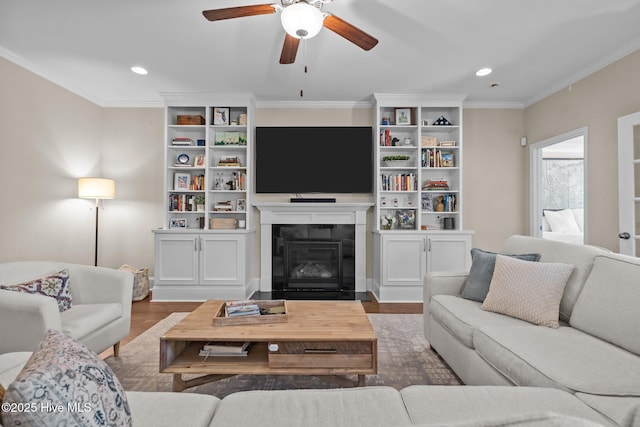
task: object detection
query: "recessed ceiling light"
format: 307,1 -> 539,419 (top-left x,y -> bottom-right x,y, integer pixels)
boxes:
131,66 -> 148,75
475,68 -> 492,77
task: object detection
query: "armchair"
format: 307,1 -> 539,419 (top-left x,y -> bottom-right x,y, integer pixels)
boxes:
0,261 -> 133,355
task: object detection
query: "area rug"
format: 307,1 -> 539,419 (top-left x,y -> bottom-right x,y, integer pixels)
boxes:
105,313 -> 461,397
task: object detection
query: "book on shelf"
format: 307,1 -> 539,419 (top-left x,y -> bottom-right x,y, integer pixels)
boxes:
422,149 -> 454,168
380,173 -> 418,192
171,137 -> 194,146
214,200 -> 233,211
202,341 -> 251,354
169,194 -> 197,212
422,179 -> 450,191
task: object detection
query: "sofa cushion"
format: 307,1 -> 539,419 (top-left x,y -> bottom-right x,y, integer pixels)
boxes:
400,385 -> 611,426
570,254 -> 640,356
0,353 -> 31,387
575,393 -> 640,427
430,295 -> 529,348
1,329 -> 131,427
482,255 -> 573,328
211,387 -> 412,427
60,303 -> 121,340
413,413 -> 606,426
499,235 -> 610,322
474,326 -> 640,396
459,248 -> 541,302
0,269 -> 73,312
126,391 -> 219,427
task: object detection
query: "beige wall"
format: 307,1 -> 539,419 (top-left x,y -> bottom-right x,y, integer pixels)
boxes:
0,57 -> 164,269
524,49 -> 640,250
463,108 -> 526,251
3,48 -> 639,276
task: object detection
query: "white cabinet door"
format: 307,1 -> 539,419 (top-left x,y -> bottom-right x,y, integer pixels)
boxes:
154,234 -> 199,285
426,234 -> 472,273
200,234 -> 245,286
381,234 -> 426,287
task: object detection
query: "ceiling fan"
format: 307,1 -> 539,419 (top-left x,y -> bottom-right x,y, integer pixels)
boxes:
202,0 -> 379,64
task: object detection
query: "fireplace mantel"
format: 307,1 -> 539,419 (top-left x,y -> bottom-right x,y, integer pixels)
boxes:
254,203 -> 372,293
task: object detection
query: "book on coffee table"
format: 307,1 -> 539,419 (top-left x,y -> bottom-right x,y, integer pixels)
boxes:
202,341 -> 251,353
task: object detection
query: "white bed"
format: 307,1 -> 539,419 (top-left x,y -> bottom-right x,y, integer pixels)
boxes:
542,208 -> 584,245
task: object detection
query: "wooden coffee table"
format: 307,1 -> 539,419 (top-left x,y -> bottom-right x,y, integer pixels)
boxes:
160,300 -> 378,392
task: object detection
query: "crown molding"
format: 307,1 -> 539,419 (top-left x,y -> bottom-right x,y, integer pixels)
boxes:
524,39 -> 640,108
0,46 -> 106,107
463,101 -> 524,109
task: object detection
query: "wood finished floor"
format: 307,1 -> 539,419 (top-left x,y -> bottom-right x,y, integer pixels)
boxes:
100,292 -> 422,358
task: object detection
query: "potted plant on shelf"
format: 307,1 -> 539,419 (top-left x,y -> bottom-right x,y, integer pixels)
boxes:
382,155 -> 411,167
195,195 -> 206,212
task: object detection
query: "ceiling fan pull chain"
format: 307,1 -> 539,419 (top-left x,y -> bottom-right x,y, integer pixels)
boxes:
299,38 -> 308,97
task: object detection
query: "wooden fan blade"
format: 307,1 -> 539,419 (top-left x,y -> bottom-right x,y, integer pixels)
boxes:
323,14 -> 378,51
279,33 -> 300,64
203,4 -> 276,22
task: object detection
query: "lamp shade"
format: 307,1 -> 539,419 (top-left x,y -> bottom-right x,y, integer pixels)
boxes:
281,2 -> 324,39
78,178 -> 115,199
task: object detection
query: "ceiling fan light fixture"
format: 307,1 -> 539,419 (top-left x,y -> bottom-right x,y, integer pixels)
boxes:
475,67 -> 492,77
281,2 -> 324,39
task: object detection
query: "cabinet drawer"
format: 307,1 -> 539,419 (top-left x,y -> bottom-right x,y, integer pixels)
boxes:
268,341 -> 373,369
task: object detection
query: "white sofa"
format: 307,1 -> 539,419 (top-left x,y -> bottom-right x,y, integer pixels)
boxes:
424,235 -> 640,427
0,351 -> 618,427
0,261 -> 133,355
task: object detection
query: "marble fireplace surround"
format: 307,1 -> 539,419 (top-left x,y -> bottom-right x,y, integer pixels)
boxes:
254,203 -> 372,293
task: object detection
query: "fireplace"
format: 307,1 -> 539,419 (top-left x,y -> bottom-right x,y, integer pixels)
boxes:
254,202 -> 372,300
272,224 -> 355,296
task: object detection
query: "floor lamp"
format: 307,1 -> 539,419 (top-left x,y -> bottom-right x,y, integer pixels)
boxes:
78,178 -> 115,266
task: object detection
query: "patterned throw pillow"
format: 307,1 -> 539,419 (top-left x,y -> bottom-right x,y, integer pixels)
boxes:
482,255 -> 574,328
0,382 -> 5,403
1,329 -> 131,427
0,269 -> 73,312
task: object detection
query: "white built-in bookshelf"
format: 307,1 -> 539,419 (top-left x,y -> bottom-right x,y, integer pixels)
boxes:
372,94 -> 473,302
152,93 -> 256,302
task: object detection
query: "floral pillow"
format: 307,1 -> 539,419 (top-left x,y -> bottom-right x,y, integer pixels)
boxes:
1,329 -> 131,427
0,269 -> 73,312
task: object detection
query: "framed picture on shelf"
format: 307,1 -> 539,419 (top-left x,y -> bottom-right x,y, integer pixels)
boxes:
194,154 -> 205,167
394,108 -> 412,126
236,198 -> 246,211
397,209 -> 416,229
169,218 -> 187,229
213,107 -> 229,125
174,172 -> 191,190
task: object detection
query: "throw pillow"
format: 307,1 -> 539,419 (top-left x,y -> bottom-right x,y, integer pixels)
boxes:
482,255 -> 574,328
544,209 -> 581,234
1,329 -> 131,427
0,269 -> 73,312
0,382 -> 5,402
459,248 -> 541,302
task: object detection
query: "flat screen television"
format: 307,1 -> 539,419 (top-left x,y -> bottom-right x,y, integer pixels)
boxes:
255,126 -> 373,194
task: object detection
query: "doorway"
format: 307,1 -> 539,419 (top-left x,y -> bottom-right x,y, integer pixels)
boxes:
530,128 -> 587,244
